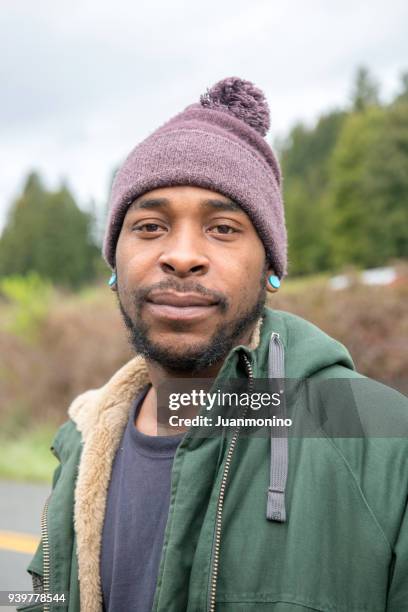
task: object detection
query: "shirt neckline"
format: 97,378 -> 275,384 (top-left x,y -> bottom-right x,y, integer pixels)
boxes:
128,383 -> 184,458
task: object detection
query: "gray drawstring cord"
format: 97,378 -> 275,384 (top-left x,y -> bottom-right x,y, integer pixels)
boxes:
266,332 -> 288,522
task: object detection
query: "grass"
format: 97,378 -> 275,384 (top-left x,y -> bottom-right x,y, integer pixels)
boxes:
0,424 -> 59,483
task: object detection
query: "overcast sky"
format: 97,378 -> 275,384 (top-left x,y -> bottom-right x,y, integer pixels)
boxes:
1,0 -> 407,231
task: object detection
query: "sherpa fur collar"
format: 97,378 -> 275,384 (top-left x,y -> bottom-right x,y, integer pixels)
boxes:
68,317 -> 263,612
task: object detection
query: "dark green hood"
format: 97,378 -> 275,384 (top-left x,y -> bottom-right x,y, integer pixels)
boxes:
247,307 -> 355,379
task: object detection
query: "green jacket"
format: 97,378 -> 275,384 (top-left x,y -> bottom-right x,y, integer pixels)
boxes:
20,308 -> 408,611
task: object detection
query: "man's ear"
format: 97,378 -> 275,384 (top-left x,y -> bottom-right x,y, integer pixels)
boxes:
265,263 -> 281,293
108,270 -> 117,291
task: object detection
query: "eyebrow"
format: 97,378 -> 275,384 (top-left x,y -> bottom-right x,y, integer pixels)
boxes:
130,198 -> 168,211
202,199 -> 241,212
130,197 -> 242,213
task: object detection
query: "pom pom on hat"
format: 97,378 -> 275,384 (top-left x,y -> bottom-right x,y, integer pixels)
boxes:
200,76 -> 270,137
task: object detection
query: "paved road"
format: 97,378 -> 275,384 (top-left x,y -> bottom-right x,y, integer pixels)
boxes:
0,480 -> 51,600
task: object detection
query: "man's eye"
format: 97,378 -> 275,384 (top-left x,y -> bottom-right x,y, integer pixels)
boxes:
209,225 -> 237,234
133,223 -> 165,232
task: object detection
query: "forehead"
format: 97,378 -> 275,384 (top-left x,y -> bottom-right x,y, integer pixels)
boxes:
128,185 -> 245,215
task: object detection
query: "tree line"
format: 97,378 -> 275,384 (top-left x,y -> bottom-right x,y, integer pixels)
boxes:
0,67 -> 407,286
279,67 -> 408,275
0,173 -> 101,288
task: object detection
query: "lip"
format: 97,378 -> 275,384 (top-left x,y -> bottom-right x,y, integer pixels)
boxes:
147,291 -> 218,307
145,291 -> 219,322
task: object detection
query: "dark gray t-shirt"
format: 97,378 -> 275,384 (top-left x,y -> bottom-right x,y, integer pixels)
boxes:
100,384 -> 184,612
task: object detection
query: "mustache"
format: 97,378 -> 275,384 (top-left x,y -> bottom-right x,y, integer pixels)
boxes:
133,279 -> 229,312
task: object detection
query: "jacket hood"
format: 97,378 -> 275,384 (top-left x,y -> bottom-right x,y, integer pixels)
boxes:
251,307 -> 355,379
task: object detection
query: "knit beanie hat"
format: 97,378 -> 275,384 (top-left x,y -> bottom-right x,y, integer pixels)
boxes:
103,77 -> 287,278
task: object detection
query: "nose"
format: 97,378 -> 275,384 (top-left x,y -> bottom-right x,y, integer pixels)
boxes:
158,227 -> 209,278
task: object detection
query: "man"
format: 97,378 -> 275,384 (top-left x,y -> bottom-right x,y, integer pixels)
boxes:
21,77 -> 407,612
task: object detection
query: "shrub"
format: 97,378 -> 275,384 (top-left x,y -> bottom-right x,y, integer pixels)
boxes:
0,273 -> 53,342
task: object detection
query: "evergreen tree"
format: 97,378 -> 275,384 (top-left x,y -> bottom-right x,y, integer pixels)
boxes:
280,111 -> 346,275
351,66 -> 380,112
327,100 -> 408,268
0,173 -> 46,275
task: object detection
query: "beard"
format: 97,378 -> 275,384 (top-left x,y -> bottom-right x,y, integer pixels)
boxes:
117,271 -> 267,374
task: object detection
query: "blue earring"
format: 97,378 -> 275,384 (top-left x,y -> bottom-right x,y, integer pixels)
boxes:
108,272 -> 117,287
268,274 -> 281,290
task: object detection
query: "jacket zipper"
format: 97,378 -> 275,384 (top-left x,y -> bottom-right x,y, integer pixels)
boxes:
41,495 -> 51,612
207,352 -> 254,612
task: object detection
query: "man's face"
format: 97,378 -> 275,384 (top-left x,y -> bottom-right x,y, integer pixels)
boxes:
115,185 -> 272,373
